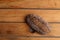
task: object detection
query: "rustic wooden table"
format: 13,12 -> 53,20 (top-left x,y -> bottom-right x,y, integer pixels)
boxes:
0,0 -> 60,40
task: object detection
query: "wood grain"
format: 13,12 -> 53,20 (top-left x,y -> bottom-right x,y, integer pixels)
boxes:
0,0 -> 60,8
0,23 -> 60,36
15,38 -> 60,40
0,38 -> 60,40
0,0 -> 60,40
0,9 -> 60,22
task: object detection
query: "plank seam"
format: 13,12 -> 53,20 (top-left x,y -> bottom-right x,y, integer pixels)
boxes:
0,8 -> 60,10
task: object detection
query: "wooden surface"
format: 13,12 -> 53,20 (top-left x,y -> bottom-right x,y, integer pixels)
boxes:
0,10 -> 60,40
0,0 -> 60,40
0,10 -> 60,22
0,0 -> 60,8
0,23 -> 60,36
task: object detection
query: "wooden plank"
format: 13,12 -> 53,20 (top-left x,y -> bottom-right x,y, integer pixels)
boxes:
0,38 -> 60,40
0,9 -> 60,22
14,38 -> 60,40
0,23 -> 60,40
0,0 -> 60,8
0,23 -> 60,36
